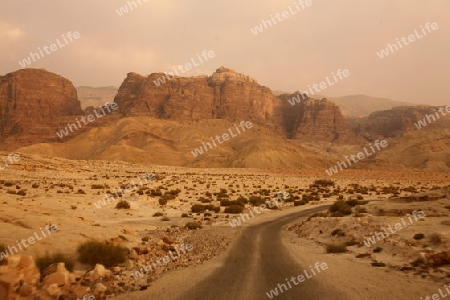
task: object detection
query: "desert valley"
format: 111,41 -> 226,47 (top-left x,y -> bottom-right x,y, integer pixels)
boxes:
1,1 -> 450,299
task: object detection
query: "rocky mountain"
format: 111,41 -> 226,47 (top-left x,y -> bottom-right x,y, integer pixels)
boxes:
354,106 -> 450,140
0,69 -> 85,149
115,67 -> 357,143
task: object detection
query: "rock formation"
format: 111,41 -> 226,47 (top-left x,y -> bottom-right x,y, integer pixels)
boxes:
114,67 -> 356,142
0,69 -> 84,149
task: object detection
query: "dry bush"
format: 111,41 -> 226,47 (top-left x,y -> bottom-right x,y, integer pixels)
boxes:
429,233 -> 443,245
326,243 -> 347,253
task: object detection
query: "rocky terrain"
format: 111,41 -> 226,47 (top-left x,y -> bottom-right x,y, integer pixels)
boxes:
0,152 -> 449,299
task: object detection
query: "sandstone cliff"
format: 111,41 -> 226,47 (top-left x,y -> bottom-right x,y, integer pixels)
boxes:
0,69 -> 84,149
114,67 -> 356,142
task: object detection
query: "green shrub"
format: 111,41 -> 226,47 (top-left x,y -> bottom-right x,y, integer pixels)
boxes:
77,241 -> 128,267
413,233 -> 425,240
185,222 -> 202,230
326,243 -> 347,253
224,205 -> 245,214
36,252 -> 74,273
115,200 -> 130,209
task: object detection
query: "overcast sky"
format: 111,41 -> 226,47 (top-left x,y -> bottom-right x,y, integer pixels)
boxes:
1,0 -> 449,105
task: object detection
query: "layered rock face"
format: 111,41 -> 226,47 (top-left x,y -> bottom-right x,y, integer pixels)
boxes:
293,98 -> 358,142
115,67 -> 355,142
0,69 -> 84,148
114,67 -> 278,124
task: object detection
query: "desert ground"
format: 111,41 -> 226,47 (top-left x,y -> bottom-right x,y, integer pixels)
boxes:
0,151 -> 449,299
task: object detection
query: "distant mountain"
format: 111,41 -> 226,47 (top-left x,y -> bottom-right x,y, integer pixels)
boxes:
77,86 -> 117,109
329,95 -> 414,117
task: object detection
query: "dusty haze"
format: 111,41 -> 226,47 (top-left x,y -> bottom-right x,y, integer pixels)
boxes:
1,0 -> 449,105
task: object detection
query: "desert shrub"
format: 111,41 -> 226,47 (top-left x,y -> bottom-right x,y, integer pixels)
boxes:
355,205 -> 367,213
181,213 -> 189,218
162,193 -> 176,201
236,195 -> 248,204
115,200 -> 130,209
329,200 -> 352,215
36,252 -> 74,273
413,233 -> 425,240
32,183 -> 39,188
429,233 -> 442,245
191,204 -> 220,213
159,198 -> 168,206
293,200 -> 305,206
91,184 -> 105,189
17,190 -> 26,196
373,247 -> 383,253
312,180 -> 335,187
338,195 -> 344,200
151,189 -> 163,196
345,238 -> 358,246
357,195 -> 364,200
191,204 -> 206,213
161,216 -> 170,221
249,196 -> 265,206
153,212 -> 164,217
224,205 -> 245,214
76,189 -> 86,194
345,199 -> 358,207
371,262 -> 386,267
185,222 -> 202,230
331,229 -> 346,237
4,182 -> 13,187
77,241 -> 127,267
326,243 -> 347,253
411,257 -> 426,267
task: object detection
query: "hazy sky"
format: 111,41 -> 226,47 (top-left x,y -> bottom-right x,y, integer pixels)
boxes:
1,0 -> 449,105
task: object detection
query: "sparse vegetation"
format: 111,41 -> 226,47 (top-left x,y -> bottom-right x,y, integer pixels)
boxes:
36,252 -> 74,273
326,243 -> 347,253
77,241 -> 128,267
413,233 -> 425,240
429,233 -> 442,245
185,222 -> 202,230
115,200 -> 130,209
224,205 -> 245,214
153,212 -> 164,217
329,200 -> 352,215
373,247 -> 383,253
